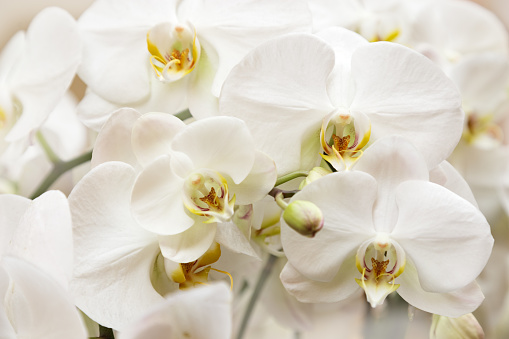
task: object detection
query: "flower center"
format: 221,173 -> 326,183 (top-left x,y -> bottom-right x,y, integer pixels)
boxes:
320,111 -> 370,171
147,22 -> 201,83
464,113 -> 503,149
355,234 -> 405,308
183,170 -> 235,223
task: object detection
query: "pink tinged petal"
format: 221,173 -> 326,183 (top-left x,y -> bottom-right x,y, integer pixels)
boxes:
230,151 -> 277,205
132,113 -> 186,166
280,256 -> 360,303
6,191 -> 73,290
118,283 -> 232,339
354,136 -> 429,233
430,161 -> 478,208
68,162 -> 163,330
219,33 -> 336,176
349,42 -> 464,169
215,222 -> 259,259
7,7 -> 82,142
391,181 -> 493,293
179,0 -> 312,97
131,155 -> 195,235
91,108 -> 141,168
1,257 -> 87,339
171,117 -> 255,184
158,222 -> 216,263
0,194 -> 31,256
281,171 -> 377,282
397,260 -> 485,317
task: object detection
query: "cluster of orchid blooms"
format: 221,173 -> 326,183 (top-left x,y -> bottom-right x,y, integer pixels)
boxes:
1,0 -> 509,338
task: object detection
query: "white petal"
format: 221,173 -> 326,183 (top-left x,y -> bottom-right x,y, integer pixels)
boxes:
159,222 -> 216,263
350,42 -> 464,169
219,33 -> 335,175
187,50 -> 220,119
0,31 -> 25,84
179,0 -> 312,96
281,171 -> 376,282
91,108 -> 141,168
7,191 -> 73,289
354,136 -> 429,233
7,7 -> 81,141
430,161 -> 478,208
132,113 -> 185,166
215,222 -> 259,259
77,0 -> 176,104
280,257 -> 360,303
1,257 -> 87,339
230,151 -> 277,205
68,162 -> 163,330
171,117 -> 255,183
77,89 -> 121,131
131,155 -> 195,235
397,260 -> 485,317
118,283 -> 232,339
391,181 -> 493,293
0,194 -> 31,256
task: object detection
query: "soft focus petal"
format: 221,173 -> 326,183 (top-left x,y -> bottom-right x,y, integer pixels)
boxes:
281,171 -> 376,282
7,190 -> 73,289
118,283 -> 232,339
131,155 -> 195,235
215,222 -> 259,259
391,181 -> 493,293
1,256 -> 87,339
0,194 -> 30,256
69,162 -> 163,330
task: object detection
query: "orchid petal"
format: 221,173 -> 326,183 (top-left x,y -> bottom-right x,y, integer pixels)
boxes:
280,257 -> 360,303
159,222 -> 216,263
219,33 -> 336,175
397,260 -> 485,317
281,171 -> 376,282
354,136 -> 429,233
171,117 -> 255,184
132,113 -> 185,166
349,42 -> 464,169
0,194 -> 30,256
91,108 -> 141,168
131,155 -> 195,235
215,222 -> 259,259
68,162 -> 163,330
391,181 -> 493,293
430,161 -> 478,208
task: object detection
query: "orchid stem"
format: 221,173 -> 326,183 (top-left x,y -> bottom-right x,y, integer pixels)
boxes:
236,254 -> 278,339
29,149 -> 92,199
275,171 -> 309,186
175,109 -> 192,121
36,131 -> 60,164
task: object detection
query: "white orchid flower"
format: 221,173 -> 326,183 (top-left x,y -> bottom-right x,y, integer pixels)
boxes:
220,27 -> 464,176
280,136 -> 493,316
117,283 -> 232,339
76,0 -> 312,130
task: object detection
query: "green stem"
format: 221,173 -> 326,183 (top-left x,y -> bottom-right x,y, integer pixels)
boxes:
275,171 -> 309,186
36,131 -> 60,164
236,254 -> 278,339
175,109 -> 192,121
30,150 -> 92,199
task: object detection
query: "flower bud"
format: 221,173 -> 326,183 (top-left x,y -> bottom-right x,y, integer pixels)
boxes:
299,167 -> 332,190
430,313 -> 484,339
282,200 -> 324,237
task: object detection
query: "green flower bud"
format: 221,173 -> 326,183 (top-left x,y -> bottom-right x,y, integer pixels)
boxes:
282,200 -> 324,237
430,313 -> 484,339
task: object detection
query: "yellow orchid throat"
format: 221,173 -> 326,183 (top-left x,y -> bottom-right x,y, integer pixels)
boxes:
147,22 -> 201,83
355,235 -> 405,308
183,170 -> 235,223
